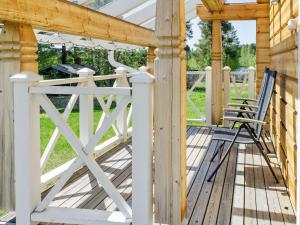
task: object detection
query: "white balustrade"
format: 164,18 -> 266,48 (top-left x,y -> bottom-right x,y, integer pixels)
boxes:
12,67 -> 155,225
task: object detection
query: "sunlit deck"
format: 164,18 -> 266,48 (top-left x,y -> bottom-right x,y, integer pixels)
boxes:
0,126 -> 296,225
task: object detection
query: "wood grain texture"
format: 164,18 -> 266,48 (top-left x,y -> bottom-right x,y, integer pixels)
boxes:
197,3 -> 269,20
0,0 -> 155,47
201,0 -> 224,12
0,22 -> 20,211
269,2 -> 298,207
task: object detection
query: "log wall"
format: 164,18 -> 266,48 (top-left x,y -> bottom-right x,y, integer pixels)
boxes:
269,0 -> 298,208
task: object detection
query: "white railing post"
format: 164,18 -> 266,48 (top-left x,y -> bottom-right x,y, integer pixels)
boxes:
248,66 -> 256,99
78,68 -> 95,145
223,66 -> 231,127
115,67 -> 128,141
205,66 -> 212,126
223,66 -> 231,108
11,72 -> 41,225
130,71 -> 154,225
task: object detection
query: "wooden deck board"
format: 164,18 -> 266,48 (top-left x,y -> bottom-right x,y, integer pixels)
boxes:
1,126 -> 296,225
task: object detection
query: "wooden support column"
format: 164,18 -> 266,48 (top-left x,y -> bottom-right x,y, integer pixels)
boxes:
147,46 -> 155,74
0,22 -> 38,211
154,0 -> 187,224
211,20 -> 223,125
0,21 -> 20,210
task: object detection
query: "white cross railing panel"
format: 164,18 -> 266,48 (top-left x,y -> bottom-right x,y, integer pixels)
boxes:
12,67 -> 154,225
186,70 -> 208,124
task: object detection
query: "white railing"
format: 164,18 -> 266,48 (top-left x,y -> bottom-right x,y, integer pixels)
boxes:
223,66 -> 256,108
186,66 -> 212,125
12,67 -> 154,225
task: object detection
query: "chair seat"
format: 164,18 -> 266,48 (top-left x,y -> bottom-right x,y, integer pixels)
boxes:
212,127 -> 255,144
223,111 -> 239,117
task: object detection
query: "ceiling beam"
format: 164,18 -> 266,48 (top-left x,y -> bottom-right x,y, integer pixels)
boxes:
0,0 -> 156,47
201,0 -> 224,12
197,3 -> 269,20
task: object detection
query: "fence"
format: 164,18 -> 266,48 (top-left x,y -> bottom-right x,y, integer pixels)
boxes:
186,66 -> 256,126
12,67 -> 154,225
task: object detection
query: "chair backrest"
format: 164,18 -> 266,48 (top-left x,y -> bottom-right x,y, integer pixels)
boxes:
256,68 -> 269,104
253,69 -> 277,137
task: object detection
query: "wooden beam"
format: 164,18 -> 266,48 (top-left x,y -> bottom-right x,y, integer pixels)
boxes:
0,0 -> 156,47
201,0 -> 224,12
197,3 -> 269,20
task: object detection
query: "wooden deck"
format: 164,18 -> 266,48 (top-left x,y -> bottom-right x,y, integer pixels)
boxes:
0,126 -> 296,225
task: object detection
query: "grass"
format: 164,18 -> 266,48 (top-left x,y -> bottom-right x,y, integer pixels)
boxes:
0,210 -> 5,217
41,83 -> 249,173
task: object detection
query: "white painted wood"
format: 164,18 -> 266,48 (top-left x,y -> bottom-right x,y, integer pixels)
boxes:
93,74 -> 122,81
223,66 -> 231,127
30,86 -> 131,96
78,68 -> 95,145
115,67 -> 129,142
11,72 -> 41,225
186,71 -> 206,122
36,94 -> 132,217
40,93 -> 79,171
205,66 -> 212,126
31,207 -> 131,225
297,5 -> 300,225
130,72 -> 154,225
248,66 -> 256,99
223,66 -> 231,109
37,77 -> 87,86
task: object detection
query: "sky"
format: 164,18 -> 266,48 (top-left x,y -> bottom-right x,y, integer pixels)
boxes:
187,0 -> 257,49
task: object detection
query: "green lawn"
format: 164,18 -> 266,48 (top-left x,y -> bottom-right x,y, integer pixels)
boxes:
0,210 -> 5,217
42,84 -> 249,173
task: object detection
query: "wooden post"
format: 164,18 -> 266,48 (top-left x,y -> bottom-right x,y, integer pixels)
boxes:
223,66 -> 231,127
78,68 -> 95,145
211,20 -> 223,125
0,22 -> 20,211
130,71 -> 154,225
19,24 -> 38,73
247,66 -> 256,99
154,0 -> 187,224
11,72 -> 41,225
205,66 -> 212,126
147,46 -> 155,74
115,67 -> 129,141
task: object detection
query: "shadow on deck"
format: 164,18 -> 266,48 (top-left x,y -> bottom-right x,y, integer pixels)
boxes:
0,126 -> 296,225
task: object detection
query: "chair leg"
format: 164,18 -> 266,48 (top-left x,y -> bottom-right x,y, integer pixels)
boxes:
207,126 -> 242,182
210,141 -> 225,162
254,140 -> 279,183
243,125 -> 279,183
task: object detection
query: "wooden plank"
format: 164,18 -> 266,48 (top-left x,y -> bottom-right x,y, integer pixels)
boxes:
0,0 -> 155,47
203,142 -> 236,225
197,3 -> 269,20
216,144 -> 238,225
244,144 -> 257,225
188,141 -> 230,225
230,146 -> 245,225
252,144 -> 271,225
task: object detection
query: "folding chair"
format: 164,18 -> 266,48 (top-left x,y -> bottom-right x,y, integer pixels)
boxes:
207,69 -> 278,183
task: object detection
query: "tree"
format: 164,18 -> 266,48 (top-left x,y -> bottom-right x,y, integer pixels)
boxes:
192,21 -> 241,70
239,44 -> 256,67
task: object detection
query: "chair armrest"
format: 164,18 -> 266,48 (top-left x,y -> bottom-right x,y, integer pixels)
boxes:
227,103 -> 258,109
223,108 -> 257,115
223,116 -> 266,125
231,97 -> 257,102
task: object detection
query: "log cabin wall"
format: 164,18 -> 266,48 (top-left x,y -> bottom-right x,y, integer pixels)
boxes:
269,0 -> 298,208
